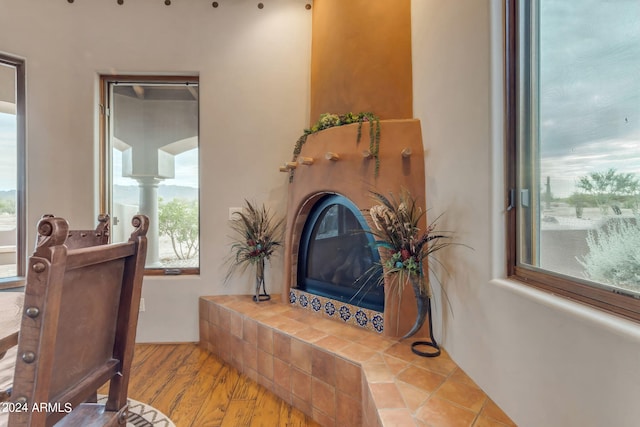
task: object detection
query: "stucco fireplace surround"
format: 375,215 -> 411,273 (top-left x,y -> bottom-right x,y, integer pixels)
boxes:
282,118 -> 430,339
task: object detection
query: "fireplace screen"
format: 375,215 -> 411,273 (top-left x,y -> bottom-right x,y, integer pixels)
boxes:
298,194 -> 384,311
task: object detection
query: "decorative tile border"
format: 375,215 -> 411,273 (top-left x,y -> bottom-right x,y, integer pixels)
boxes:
289,288 -> 384,334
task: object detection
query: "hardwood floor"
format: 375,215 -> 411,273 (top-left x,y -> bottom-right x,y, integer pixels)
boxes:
102,343 -> 320,427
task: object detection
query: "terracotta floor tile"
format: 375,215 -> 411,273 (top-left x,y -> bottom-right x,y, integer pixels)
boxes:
276,319 -> 309,334
252,311 -> 278,321
384,342 -> 421,363
411,351 -> 458,376
291,367 -> 312,402
281,308 -> 308,320
357,334 -> 396,352
416,397 -> 477,427
312,408 -> 336,427
366,353 -> 386,365
293,327 -> 328,343
257,324 -> 274,354
370,382 -> 406,409
290,338 -> 313,373
435,379 -> 487,412
336,342 -> 378,363
379,409 -> 418,427
382,354 -> 411,375
449,368 -> 481,389
273,357 -> 291,390
335,357 -> 362,399
336,392 -> 362,427
314,334 -> 352,352
243,317 -> 258,345
311,347 -> 336,385
273,330 -> 291,361
396,365 -> 446,393
473,415 -> 513,427
396,381 -> 430,411
480,399 -> 516,426
362,361 -> 396,383
312,378 -> 336,418
204,298 -> 520,427
331,323 -> 369,341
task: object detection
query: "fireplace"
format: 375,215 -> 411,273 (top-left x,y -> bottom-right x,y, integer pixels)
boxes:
297,194 -> 383,311
283,119 -> 429,338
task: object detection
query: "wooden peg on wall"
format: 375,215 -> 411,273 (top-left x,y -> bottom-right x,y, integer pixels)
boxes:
279,166 -> 288,173
401,147 -> 412,158
362,150 -> 372,159
325,152 -> 340,161
285,162 -> 298,169
298,157 -> 314,165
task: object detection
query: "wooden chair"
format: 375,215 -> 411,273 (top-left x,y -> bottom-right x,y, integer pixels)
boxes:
54,213 -> 110,251
0,214 -> 112,402
8,214 -> 148,427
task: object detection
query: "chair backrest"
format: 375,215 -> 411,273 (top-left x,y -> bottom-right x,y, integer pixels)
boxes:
36,214 -> 110,250
9,214 -> 148,427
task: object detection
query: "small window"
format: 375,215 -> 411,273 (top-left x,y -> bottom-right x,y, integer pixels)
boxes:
0,54 -> 25,288
100,76 -> 199,275
507,0 -> 640,320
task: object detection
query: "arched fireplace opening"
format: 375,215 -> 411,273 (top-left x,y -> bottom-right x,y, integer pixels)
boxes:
297,194 -> 384,312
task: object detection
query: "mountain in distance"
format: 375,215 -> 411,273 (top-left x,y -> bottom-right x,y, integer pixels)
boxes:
114,185 -> 198,206
0,186 -> 197,206
0,190 -> 15,201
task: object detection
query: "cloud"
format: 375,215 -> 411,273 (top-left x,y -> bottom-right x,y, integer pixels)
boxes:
539,0 -> 640,157
541,136 -> 640,197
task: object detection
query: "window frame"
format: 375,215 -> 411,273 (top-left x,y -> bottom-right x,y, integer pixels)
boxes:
505,0 -> 640,322
0,53 -> 26,290
99,74 -> 200,276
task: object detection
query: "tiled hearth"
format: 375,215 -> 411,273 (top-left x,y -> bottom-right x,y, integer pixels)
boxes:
199,295 -> 517,427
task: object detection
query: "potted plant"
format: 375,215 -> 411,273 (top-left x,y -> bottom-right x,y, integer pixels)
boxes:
289,111 -> 381,182
367,189 -> 458,357
226,200 -> 284,302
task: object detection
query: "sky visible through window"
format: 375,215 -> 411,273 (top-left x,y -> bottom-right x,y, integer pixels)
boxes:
539,0 -> 640,198
0,113 -> 16,192
112,147 -> 199,190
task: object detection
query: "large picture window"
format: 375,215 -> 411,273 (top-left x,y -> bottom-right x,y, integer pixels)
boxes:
507,0 -> 640,321
100,76 -> 199,274
0,54 -> 25,288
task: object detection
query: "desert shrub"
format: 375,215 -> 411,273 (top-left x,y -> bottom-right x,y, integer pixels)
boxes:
578,217 -> 640,294
158,198 -> 199,260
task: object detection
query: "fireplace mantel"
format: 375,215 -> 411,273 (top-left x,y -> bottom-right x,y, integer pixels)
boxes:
283,119 -> 429,338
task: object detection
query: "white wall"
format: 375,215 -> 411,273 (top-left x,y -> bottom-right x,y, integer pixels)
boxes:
0,0 -> 311,342
5,1 -> 640,425
412,1 -> 640,427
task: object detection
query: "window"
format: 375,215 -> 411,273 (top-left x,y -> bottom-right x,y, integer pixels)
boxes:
0,54 -> 25,288
100,76 -> 199,274
507,0 -> 640,321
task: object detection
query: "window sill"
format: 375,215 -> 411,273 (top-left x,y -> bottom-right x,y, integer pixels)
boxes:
0,278 -> 25,291
490,277 -> 640,339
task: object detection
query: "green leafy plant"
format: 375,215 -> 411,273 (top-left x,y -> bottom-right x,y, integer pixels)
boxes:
158,198 -> 199,260
225,200 -> 285,282
576,168 -> 639,215
290,112 -> 381,182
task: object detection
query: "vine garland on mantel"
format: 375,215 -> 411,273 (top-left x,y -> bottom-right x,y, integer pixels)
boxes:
289,112 -> 381,182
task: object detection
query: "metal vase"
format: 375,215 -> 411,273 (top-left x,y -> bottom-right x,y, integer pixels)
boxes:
404,275 -> 440,357
253,257 -> 271,302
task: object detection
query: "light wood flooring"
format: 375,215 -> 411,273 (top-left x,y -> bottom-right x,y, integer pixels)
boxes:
102,343 -> 320,427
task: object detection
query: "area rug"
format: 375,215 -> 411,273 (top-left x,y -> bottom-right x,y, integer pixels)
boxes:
97,395 -> 175,427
